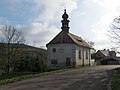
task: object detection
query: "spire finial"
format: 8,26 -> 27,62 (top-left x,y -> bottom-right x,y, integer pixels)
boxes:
64,9 -> 66,13
61,9 -> 70,33
62,9 -> 68,20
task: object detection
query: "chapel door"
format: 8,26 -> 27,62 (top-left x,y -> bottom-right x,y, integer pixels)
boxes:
66,57 -> 71,66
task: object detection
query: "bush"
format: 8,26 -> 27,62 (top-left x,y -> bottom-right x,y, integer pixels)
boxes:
112,68 -> 120,90
13,55 -> 47,72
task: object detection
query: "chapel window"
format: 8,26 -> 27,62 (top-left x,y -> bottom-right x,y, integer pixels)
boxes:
51,59 -> 57,64
79,50 -> 81,59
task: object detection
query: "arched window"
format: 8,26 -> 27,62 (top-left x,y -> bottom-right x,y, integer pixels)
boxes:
86,51 -> 88,59
79,50 -> 81,59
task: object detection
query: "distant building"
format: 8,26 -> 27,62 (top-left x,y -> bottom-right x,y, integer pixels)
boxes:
46,9 -> 92,70
95,49 -> 116,59
95,49 -> 119,65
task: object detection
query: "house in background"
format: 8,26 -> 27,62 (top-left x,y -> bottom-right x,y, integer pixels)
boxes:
95,49 -> 119,65
46,9 -> 92,70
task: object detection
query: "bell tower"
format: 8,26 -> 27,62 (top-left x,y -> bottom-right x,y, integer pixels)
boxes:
61,9 -> 70,33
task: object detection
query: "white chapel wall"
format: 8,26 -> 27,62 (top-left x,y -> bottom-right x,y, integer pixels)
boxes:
47,44 -> 76,69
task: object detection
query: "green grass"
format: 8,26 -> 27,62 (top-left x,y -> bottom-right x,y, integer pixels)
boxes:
0,72 -> 40,85
0,72 -> 38,80
112,68 -> 120,90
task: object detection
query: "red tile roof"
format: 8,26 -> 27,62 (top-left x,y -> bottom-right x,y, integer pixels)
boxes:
46,31 -> 91,48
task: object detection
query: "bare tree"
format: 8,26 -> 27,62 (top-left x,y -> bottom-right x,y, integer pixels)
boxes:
0,25 -> 26,74
109,16 -> 120,48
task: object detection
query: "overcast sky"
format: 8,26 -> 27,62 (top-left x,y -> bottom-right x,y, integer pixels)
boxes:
0,0 -> 120,50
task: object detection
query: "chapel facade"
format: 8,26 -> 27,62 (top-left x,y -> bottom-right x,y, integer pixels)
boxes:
46,9 -> 91,70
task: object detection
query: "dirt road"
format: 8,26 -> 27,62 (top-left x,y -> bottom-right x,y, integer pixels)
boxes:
0,65 -> 120,90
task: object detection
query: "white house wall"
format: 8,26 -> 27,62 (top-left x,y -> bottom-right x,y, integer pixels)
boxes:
47,44 -> 91,70
75,45 -> 90,66
47,44 -> 76,69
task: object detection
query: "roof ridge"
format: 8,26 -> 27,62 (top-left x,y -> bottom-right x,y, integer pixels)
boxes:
46,31 -> 91,48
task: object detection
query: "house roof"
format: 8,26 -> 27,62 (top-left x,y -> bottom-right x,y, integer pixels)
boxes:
96,50 -> 116,57
99,50 -> 109,56
46,31 -> 91,48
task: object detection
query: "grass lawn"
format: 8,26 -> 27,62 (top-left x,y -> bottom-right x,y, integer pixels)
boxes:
0,72 -> 40,80
112,68 -> 120,90
0,72 -> 41,85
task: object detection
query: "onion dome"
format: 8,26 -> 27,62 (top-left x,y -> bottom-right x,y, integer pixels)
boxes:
61,9 -> 70,33
62,9 -> 69,20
